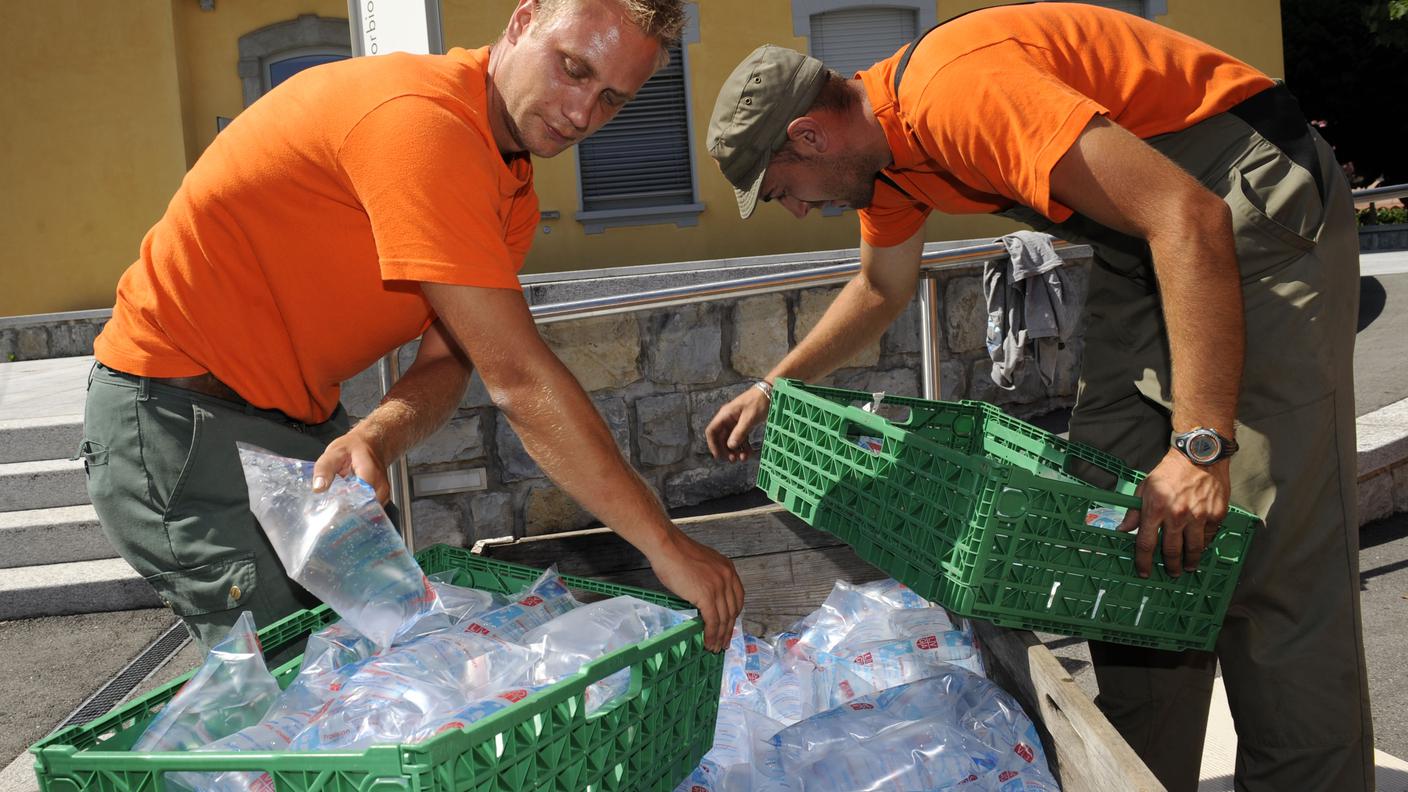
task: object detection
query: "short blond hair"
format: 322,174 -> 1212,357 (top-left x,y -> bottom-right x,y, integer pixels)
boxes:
537,0 -> 687,47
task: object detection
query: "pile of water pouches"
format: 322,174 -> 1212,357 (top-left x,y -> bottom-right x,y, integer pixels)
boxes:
128,447 -> 692,792
676,579 -> 1060,791
138,565 -> 691,792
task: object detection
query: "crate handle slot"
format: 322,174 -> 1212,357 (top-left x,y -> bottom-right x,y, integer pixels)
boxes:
573,620 -> 702,721
847,399 -> 912,423
904,410 -> 976,439
835,408 -> 894,436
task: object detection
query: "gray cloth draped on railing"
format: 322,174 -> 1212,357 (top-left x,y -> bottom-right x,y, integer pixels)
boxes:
983,231 -> 1083,390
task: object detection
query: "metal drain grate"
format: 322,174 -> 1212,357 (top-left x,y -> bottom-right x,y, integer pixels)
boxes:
55,620 -> 191,731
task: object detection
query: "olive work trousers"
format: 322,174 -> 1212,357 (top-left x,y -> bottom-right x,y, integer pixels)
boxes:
1005,106 -> 1372,792
81,362 -> 350,661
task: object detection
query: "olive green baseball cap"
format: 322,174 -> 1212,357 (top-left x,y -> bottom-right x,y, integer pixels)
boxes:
707,45 -> 828,219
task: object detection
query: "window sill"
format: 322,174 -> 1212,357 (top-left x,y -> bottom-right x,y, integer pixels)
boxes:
576,203 -> 706,235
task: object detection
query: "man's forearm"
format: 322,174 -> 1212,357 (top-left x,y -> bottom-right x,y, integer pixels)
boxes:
767,274 -> 910,383
1149,222 -> 1244,436
352,354 -> 470,463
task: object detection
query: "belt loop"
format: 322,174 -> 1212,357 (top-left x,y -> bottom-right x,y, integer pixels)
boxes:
137,376 -> 151,402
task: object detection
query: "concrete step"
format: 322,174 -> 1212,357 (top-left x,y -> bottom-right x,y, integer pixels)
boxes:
0,458 -> 88,512
0,558 -> 159,620
0,414 -> 83,464
0,505 -> 113,569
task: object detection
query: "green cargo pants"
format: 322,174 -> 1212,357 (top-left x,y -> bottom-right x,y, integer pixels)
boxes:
81,363 -> 350,656
1007,104 -> 1373,790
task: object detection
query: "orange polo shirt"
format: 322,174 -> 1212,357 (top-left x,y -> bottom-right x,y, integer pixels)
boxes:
94,46 -> 539,423
857,3 -> 1275,247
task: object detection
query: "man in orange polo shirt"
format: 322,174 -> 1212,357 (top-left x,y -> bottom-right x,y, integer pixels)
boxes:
81,0 -> 743,658
703,4 -> 1370,791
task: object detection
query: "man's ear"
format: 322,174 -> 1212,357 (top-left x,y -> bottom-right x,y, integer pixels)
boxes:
785,116 -> 829,155
504,0 -> 536,44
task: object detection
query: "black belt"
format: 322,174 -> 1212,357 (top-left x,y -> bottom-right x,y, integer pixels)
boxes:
155,372 -> 249,406
1226,82 -> 1324,197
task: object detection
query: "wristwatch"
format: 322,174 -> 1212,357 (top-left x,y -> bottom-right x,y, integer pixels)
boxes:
1172,427 -> 1239,466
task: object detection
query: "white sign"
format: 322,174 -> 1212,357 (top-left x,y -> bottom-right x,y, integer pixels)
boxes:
348,0 -> 443,56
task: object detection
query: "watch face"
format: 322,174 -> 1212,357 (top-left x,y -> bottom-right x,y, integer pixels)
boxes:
1187,432 -> 1221,463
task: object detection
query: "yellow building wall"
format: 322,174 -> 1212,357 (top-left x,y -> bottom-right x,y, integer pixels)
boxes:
170,0 -> 347,166
2,0 -> 1286,316
0,1 -> 188,316
1157,0 -> 1284,79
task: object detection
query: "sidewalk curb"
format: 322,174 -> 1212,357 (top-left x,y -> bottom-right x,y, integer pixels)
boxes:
0,752 -> 36,792
1358,396 -> 1408,524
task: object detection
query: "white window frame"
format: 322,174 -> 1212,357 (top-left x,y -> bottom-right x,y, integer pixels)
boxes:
237,15 -> 352,106
574,3 -> 704,234
1050,0 -> 1168,19
263,48 -> 351,93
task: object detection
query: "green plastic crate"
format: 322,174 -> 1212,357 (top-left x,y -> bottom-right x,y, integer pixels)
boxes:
757,379 -> 1259,652
30,544 -> 723,792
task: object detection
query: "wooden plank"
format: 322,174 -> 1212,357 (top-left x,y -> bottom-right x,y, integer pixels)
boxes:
975,621 -> 1166,792
729,545 -> 885,635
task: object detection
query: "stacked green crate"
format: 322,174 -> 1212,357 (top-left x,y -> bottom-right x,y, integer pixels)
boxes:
757,379 -> 1258,652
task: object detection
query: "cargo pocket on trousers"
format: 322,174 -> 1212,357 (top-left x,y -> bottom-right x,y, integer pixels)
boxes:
1225,167 -> 1318,283
145,555 -> 258,617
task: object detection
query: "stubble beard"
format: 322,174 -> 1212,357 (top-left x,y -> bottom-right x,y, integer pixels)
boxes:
830,151 -> 881,210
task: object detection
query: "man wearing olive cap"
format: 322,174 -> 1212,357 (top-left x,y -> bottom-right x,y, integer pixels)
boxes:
701,5 -> 1370,792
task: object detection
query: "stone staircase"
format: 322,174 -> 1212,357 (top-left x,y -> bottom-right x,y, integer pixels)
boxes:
0,356 -> 160,620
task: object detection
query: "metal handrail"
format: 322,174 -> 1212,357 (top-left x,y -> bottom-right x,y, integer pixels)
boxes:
1352,183 -> 1408,203
529,240 -> 1079,323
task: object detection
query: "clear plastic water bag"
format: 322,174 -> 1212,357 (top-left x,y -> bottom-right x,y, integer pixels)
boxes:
237,443 -> 440,650
133,611 -> 280,752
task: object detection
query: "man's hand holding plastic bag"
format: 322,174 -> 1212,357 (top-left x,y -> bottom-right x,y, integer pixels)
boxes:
237,443 -> 440,650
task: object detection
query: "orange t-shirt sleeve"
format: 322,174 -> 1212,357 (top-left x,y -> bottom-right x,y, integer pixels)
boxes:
910,40 -> 1108,223
338,95 -> 532,290
859,180 -> 930,248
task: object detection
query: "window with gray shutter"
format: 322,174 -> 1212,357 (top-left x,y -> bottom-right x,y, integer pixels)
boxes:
577,43 -> 695,214
809,7 -> 918,78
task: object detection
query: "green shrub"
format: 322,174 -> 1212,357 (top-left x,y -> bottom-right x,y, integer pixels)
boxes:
1359,205 -> 1408,225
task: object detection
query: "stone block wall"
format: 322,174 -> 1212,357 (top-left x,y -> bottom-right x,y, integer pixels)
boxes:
0,313 -> 108,362
0,253 -> 1094,548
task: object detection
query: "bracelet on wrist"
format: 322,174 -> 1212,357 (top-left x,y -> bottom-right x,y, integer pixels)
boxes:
752,380 -> 773,400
